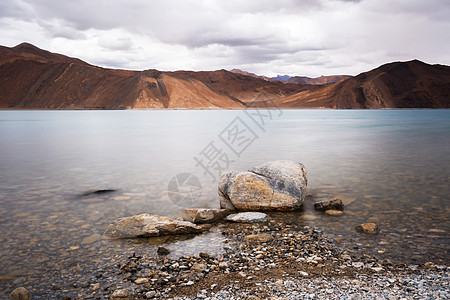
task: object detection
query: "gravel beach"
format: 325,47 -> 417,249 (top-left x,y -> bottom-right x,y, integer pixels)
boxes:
9,218 -> 445,299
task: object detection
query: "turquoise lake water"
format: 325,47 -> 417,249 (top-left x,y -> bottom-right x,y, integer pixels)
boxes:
0,109 -> 449,296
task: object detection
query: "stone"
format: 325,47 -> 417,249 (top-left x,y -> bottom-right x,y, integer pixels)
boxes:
238,271 -> 247,278
355,223 -> 380,234
104,213 -> 204,238
9,287 -> 31,300
82,189 -> 117,196
110,289 -> 130,300
81,233 -> 101,244
157,247 -> 171,256
225,212 -> 269,223
325,209 -> 344,216
145,291 -> 157,298
192,263 -> 207,272
134,278 -> 149,284
218,160 -> 307,211
314,198 -> 344,211
244,234 -> 273,243
182,208 -> 229,224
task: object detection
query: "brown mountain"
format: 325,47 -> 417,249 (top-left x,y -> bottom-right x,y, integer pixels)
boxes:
0,43 -> 258,109
287,75 -> 352,85
1,43 -> 449,109
254,60 -> 450,108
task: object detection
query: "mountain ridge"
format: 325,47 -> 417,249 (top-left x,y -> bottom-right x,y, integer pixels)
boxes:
0,43 -> 449,109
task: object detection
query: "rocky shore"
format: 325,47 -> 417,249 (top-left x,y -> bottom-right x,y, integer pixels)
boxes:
6,161 -> 449,299
7,217 -> 449,299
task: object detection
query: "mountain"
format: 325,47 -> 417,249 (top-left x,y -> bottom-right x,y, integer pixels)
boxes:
257,60 -> 450,108
272,75 -> 291,82
287,75 -> 352,85
175,70 -> 315,103
0,43 -> 449,109
0,43 -> 308,109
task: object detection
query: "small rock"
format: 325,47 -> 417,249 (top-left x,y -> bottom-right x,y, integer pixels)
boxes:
238,272 -> 247,278
9,287 -> 31,300
225,212 -> 269,223
192,263 -> 207,272
134,278 -> 149,284
81,233 -> 101,244
92,283 -> 100,291
219,261 -> 229,268
185,281 -> 195,286
82,189 -> 117,196
355,223 -> 380,234
314,198 -> 344,211
244,234 -> 273,243
104,213 -> 204,238
110,289 -> 130,300
145,291 -> 157,298
325,209 -> 343,216
183,208 -> 229,224
157,247 -> 171,256
299,271 -> 309,277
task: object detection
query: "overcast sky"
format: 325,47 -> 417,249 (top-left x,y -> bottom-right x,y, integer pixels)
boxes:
1,0 -> 449,77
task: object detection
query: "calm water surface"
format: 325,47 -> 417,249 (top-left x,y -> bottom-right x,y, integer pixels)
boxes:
0,109 -> 449,296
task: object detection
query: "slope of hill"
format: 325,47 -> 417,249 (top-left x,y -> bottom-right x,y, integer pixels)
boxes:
265,60 -> 450,108
287,75 -> 352,85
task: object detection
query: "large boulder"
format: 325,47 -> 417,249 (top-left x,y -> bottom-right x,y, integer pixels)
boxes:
218,161 -> 307,211
104,213 -> 204,238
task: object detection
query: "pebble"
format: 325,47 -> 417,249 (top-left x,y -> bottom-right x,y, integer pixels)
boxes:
355,223 -> 380,234
157,246 -> 171,255
110,288 -> 130,300
325,209 -> 344,216
9,287 -> 31,300
81,233 -> 101,244
134,278 -> 149,284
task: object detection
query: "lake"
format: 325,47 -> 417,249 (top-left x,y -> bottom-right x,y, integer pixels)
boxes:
0,109 -> 449,296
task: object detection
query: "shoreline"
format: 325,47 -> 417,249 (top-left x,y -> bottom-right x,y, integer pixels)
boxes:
4,219 -> 448,299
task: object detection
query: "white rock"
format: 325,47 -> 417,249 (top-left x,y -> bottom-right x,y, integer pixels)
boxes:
225,212 -> 269,223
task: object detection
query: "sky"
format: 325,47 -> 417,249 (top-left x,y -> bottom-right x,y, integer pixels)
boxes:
1,0 -> 449,77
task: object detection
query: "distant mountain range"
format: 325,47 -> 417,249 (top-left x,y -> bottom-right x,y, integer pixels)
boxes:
1,43 -> 449,109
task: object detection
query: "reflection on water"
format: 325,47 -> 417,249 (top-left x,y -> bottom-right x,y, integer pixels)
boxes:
0,109 -> 449,295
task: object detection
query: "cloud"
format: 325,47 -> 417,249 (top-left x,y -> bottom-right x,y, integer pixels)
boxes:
0,0 -> 449,77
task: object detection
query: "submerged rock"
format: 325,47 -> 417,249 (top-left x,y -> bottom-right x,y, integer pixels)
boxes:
104,213 -> 204,238
225,212 -> 269,223
82,189 -> 117,196
110,288 -> 132,300
182,208 -> 229,224
355,223 -> 380,234
218,160 -> 307,211
9,287 -> 31,300
325,209 -> 344,216
314,198 -> 344,211
157,246 -> 171,256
